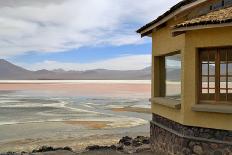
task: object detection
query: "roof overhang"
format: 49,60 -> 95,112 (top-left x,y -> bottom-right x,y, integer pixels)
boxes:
172,22 -> 232,36
137,0 -> 208,37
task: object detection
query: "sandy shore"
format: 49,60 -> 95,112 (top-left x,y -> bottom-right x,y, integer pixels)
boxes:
111,107 -> 151,114
64,121 -> 111,129
0,132 -> 149,153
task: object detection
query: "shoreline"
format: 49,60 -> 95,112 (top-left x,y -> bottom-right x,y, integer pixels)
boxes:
0,80 -> 151,84
0,133 -> 150,153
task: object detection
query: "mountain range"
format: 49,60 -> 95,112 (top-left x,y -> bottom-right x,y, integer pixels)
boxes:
0,59 -> 182,80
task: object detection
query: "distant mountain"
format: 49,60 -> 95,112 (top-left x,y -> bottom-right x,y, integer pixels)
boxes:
0,59 -> 152,80
0,59 -> 32,79
0,59 -> 184,80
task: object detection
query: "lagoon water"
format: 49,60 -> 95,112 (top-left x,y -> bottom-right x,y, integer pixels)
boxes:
0,80 -> 152,152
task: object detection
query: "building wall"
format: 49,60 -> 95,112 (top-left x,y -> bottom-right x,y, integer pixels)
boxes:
151,16 -> 232,131
151,0 -> 232,131
183,27 -> 232,130
151,19 -> 185,124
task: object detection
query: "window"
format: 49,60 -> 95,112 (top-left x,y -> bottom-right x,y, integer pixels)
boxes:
165,53 -> 181,100
199,48 -> 232,103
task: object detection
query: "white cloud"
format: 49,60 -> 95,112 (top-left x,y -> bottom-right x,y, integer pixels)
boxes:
0,0 -> 180,57
18,54 -> 151,71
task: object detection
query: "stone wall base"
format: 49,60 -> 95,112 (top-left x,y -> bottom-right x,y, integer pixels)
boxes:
151,114 -> 232,155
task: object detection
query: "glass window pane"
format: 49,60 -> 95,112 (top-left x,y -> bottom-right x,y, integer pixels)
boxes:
202,77 -> 208,88
229,63 -> 232,75
220,89 -> 227,94
229,77 -> 232,89
165,54 -> 181,99
209,77 -> 215,88
202,89 -> 208,94
209,64 -> 215,75
202,64 -> 208,75
220,63 -> 227,75
209,89 -> 215,94
220,77 -> 227,89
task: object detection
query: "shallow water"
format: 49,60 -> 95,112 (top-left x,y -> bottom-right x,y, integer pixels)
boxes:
0,90 -> 150,127
0,83 -> 152,152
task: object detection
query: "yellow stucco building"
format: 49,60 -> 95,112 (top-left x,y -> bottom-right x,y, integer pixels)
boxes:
137,0 -> 232,154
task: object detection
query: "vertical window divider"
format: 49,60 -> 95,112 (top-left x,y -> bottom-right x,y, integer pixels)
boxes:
226,50 -> 229,101
215,49 -> 220,101
208,50 -> 210,95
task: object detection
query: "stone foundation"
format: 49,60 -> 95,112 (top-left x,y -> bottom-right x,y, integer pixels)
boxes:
151,114 -> 232,155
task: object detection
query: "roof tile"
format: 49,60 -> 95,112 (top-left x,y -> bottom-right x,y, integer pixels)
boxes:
175,6 -> 232,28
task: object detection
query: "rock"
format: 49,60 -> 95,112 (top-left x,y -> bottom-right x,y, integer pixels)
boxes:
210,143 -> 218,149
0,152 -> 18,155
85,145 -> 101,151
63,146 -> 73,151
134,136 -> 150,145
124,141 -> 132,146
119,136 -> 132,145
32,146 -> 72,153
116,145 -> 123,151
193,145 -> 203,155
110,145 -> 117,150
85,145 -> 112,151
119,136 -> 132,142
214,151 -> 222,155
182,148 -> 191,155
142,139 -> 150,144
189,141 -> 196,148
132,140 -> 143,147
135,146 -> 151,153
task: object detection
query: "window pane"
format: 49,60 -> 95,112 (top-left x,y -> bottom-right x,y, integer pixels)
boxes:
229,77 -> 232,89
209,77 -> 215,88
220,77 -> 227,89
229,63 -> 232,75
202,77 -> 208,88
202,64 -> 208,75
165,54 -> 181,99
209,64 -> 215,75
220,63 -> 227,75
220,89 -> 227,94
209,89 -> 215,94
202,89 -> 208,94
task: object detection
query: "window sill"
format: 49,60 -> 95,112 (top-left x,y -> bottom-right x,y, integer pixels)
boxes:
149,97 -> 181,109
192,104 -> 232,114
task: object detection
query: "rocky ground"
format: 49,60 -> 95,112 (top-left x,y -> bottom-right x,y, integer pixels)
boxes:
0,136 -> 153,155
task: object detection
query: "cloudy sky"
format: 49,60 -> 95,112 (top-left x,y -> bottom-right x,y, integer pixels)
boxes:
0,0 -> 180,71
